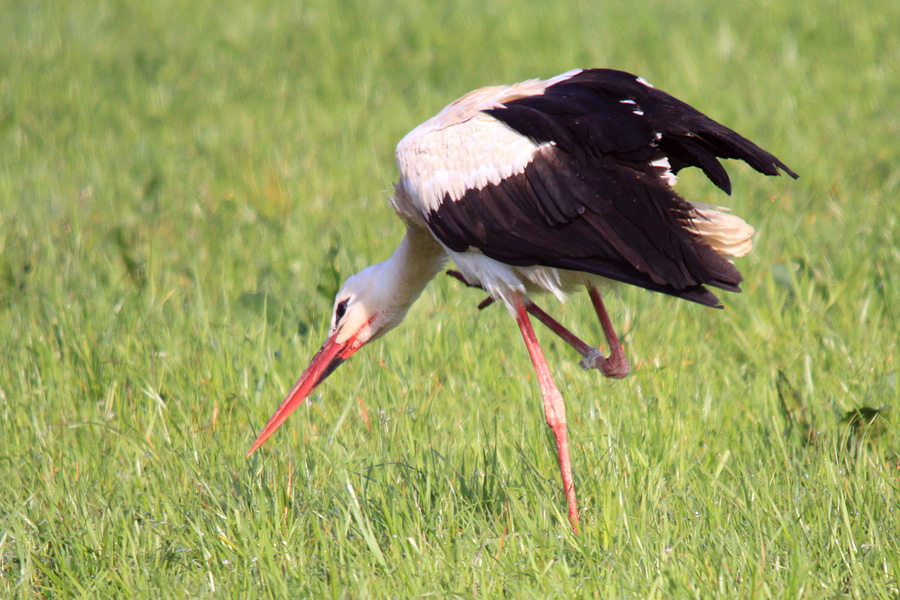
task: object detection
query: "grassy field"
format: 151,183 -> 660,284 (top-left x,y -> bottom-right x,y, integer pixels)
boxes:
2,0 -> 899,597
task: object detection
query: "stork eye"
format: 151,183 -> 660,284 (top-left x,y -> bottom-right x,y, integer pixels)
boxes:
334,299 -> 348,322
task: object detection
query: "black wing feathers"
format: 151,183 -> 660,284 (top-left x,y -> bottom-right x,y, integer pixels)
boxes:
487,69 -> 797,192
428,69 -> 796,307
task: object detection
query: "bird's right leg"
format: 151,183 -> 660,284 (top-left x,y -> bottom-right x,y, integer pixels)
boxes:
446,269 -> 624,377
518,287 -> 630,380
586,284 -> 630,379
523,301 -> 611,373
513,295 -> 580,533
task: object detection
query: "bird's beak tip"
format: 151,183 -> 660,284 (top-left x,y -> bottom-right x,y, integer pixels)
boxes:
245,331 -> 361,456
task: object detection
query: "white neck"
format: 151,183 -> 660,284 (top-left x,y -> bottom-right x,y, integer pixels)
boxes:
341,225 -> 446,346
380,225 -> 447,312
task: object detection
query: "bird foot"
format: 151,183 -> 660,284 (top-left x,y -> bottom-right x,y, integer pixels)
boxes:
580,348 -> 630,379
579,348 -> 604,371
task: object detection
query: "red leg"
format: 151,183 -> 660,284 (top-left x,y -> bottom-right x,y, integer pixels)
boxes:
446,269 -> 627,379
587,285 -> 630,379
524,300 -> 593,357
524,300 -> 607,371
513,295 -> 580,533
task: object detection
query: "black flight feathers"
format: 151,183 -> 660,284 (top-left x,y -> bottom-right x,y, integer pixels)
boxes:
488,69 -> 798,194
426,68 -> 797,308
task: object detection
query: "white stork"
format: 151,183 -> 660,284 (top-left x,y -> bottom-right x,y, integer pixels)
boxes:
246,68 -> 797,533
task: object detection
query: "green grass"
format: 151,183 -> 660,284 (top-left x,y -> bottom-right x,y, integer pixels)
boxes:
2,0 -> 899,597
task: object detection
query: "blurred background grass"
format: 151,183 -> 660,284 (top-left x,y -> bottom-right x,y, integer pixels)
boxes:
1,0 -> 899,597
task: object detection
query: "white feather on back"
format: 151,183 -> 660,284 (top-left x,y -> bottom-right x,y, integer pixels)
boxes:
395,70 -> 583,214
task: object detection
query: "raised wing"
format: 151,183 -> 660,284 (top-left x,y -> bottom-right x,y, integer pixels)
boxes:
396,69 -> 797,307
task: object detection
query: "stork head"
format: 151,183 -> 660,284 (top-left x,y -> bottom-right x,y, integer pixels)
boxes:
246,261 -> 417,456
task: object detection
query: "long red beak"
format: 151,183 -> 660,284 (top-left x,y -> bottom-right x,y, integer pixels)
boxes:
246,332 -> 360,456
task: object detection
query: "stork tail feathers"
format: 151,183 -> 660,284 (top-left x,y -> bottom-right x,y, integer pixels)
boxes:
688,203 -> 755,258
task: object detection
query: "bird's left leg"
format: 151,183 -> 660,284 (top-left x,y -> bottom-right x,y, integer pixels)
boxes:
513,294 -> 580,533
445,270 -> 495,309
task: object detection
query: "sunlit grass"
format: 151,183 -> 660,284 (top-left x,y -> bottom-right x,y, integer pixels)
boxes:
1,0 -> 899,597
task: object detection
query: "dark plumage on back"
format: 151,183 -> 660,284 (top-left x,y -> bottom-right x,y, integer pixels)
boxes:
426,69 -> 797,308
